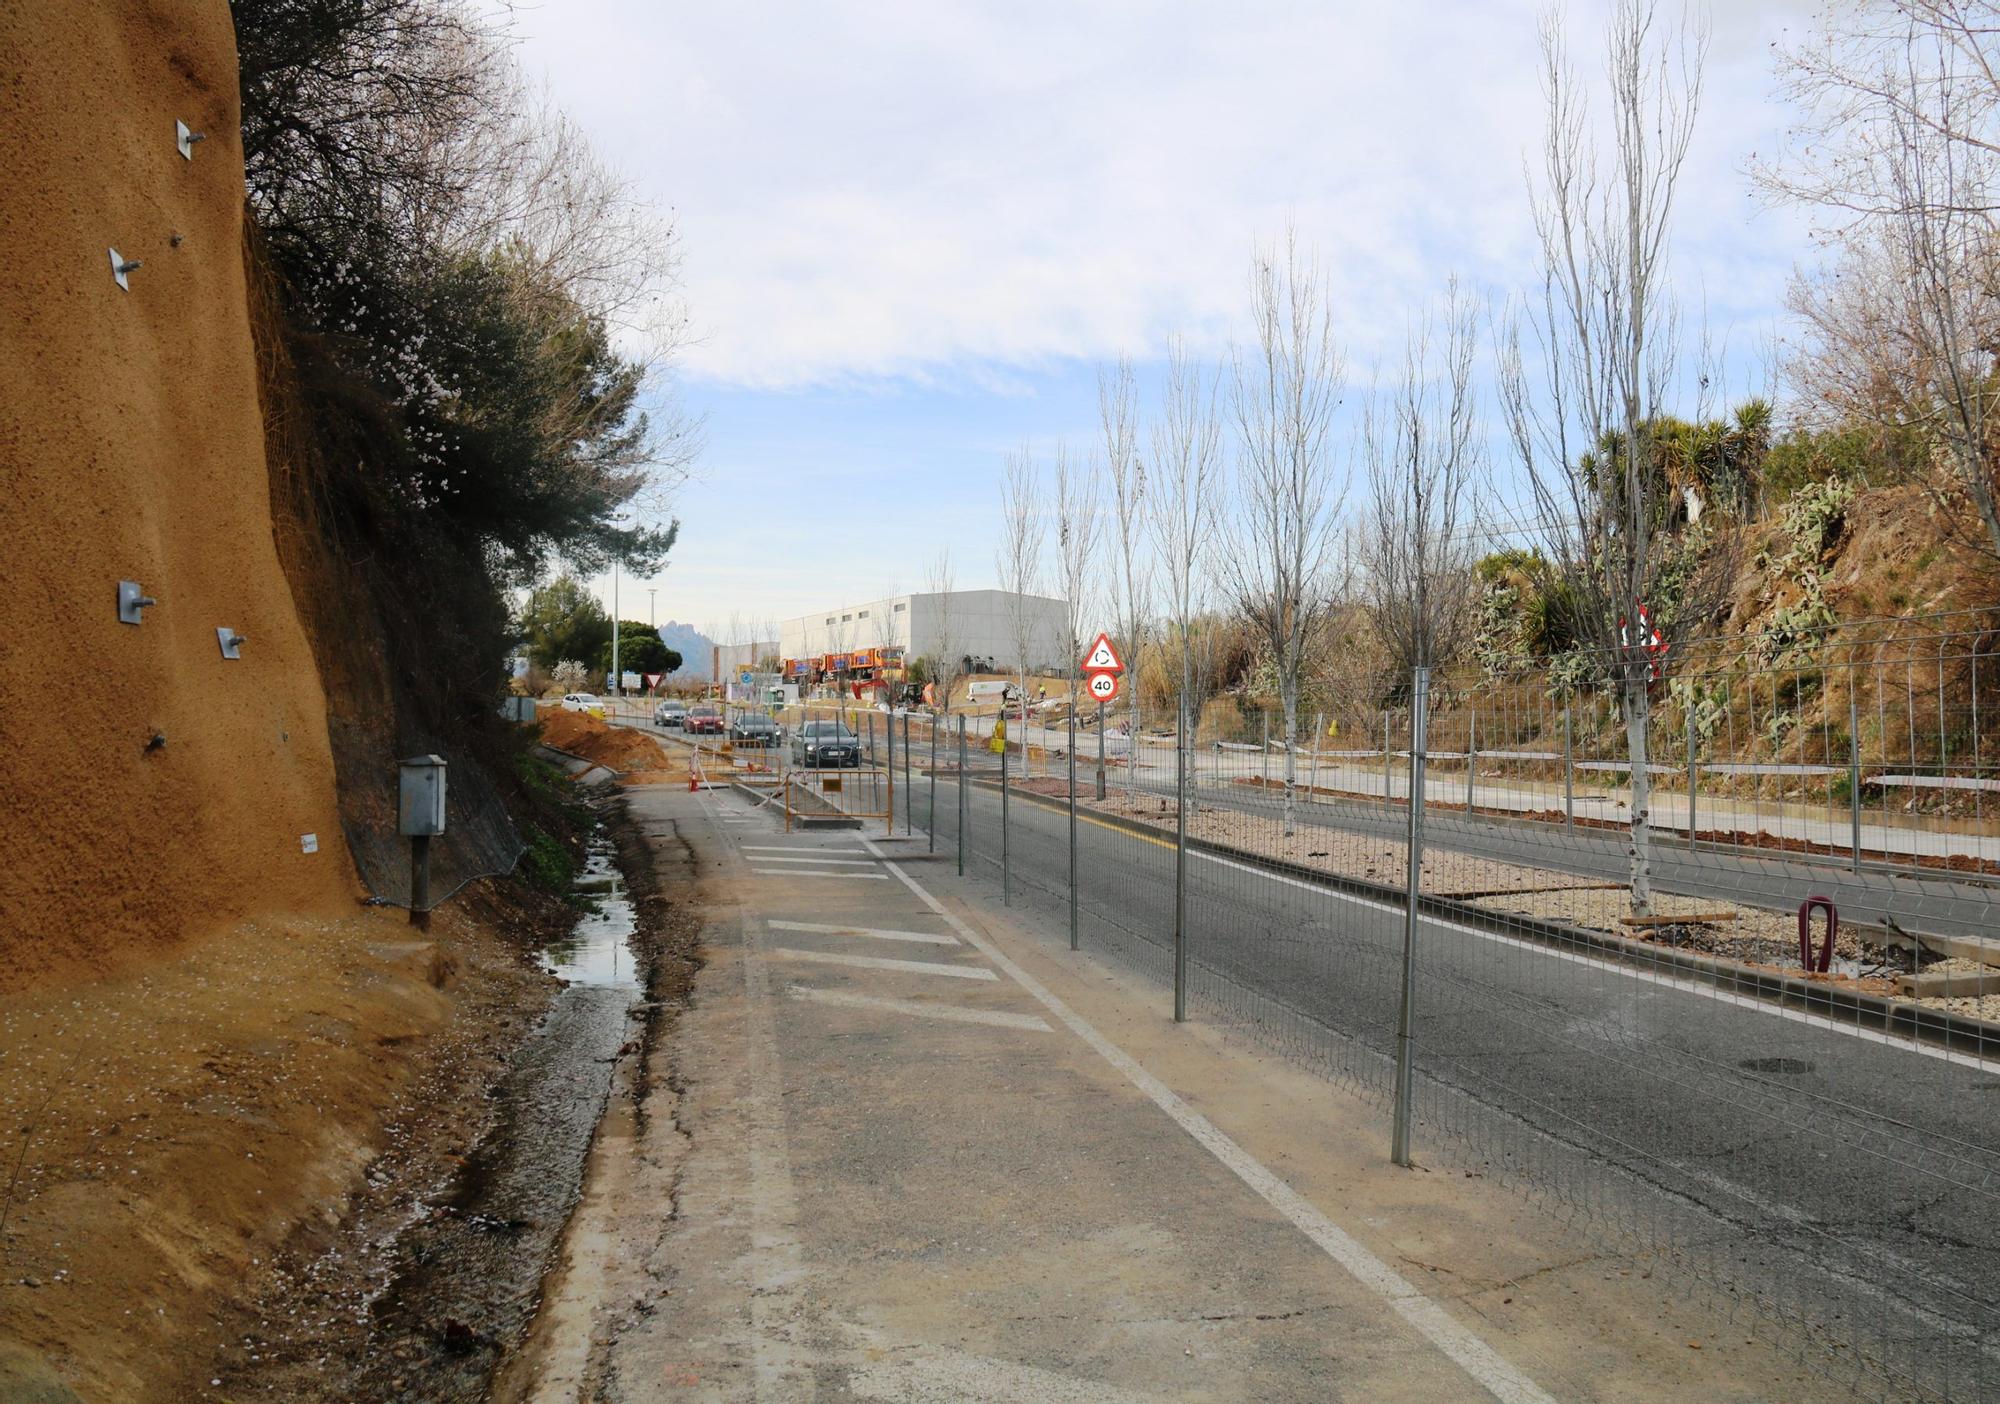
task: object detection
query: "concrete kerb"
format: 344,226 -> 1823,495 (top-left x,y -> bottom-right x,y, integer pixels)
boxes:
532,742 -> 623,787
1226,772 -> 2000,892
966,776 -> 2000,1062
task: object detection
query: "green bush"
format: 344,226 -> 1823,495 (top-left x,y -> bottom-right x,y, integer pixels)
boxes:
520,823 -> 575,895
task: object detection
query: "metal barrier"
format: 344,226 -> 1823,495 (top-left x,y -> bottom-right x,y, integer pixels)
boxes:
924,641 -> 2000,1403
783,765 -> 891,831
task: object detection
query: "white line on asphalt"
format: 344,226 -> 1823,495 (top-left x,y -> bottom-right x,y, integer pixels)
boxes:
750,868 -> 889,880
787,986 -> 1049,1031
1188,847 -> 2000,1077
741,845 -> 871,854
860,834 -> 1558,1404
770,948 -> 998,981
769,919 -> 958,947
742,855 -> 881,867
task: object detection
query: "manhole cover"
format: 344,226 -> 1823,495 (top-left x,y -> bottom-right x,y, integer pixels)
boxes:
1738,1056 -> 1815,1075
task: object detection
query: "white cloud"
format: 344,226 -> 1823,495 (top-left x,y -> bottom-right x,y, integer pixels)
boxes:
499,0 -> 1819,387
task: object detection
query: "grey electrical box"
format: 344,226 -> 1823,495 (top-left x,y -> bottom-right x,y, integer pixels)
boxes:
499,695 -> 536,723
398,754 -> 448,837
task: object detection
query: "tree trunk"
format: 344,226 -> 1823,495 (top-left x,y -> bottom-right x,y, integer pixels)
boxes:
1624,675 -> 1654,916
1281,679 -> 1299,836
1126,667 -> 1140,800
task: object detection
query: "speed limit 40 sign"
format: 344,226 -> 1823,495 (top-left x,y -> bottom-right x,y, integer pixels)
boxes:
1085,670 -> 1120,703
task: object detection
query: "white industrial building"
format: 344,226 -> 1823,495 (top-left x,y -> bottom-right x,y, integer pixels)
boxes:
711,639 -> 779,679
778,589 -> 1069,674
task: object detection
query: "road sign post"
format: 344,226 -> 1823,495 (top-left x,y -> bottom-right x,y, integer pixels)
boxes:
1096,701 -> 1106,801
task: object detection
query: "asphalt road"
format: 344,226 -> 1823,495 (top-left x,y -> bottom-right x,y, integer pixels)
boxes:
656,711 -> 1997,943
1141,766 -> 2000,946
922,773 -> 2000,1402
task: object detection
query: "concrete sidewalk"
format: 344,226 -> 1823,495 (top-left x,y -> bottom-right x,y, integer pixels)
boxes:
515,782 -> 1824,1403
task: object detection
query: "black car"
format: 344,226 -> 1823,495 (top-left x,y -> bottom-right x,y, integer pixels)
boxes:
792,720 -> 860,768
730,712 -> 779,746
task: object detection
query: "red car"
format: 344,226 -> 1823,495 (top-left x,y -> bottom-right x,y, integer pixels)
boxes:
686,704 -> 725,735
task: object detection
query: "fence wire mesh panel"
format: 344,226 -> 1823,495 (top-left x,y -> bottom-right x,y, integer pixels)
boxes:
332,720 -> 526,908
898,634 -> 2000,1403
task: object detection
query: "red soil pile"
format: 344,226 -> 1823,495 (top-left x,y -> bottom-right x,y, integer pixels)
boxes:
0,2 -> 356,990
538,708 -> 671,772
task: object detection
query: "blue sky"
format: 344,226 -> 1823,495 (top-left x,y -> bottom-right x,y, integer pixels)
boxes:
491,0 -> 1822,638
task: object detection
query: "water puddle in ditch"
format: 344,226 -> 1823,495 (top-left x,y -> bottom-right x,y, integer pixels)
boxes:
355,832 -> 642,1401
541,840 -> 641,990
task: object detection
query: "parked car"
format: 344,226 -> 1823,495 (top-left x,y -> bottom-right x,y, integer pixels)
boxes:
792,720 -> 860,768
686,704 -> 725,736
729,711 -> 779,746
560,693 -> 605,714
654,698 -> 688,728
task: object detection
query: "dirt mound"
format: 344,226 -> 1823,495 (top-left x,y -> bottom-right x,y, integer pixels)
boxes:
539,709 -> 670,772
0,2 -> 355,990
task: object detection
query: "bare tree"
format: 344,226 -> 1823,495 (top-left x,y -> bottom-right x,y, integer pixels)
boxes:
1766,3 -> 2000,563
1052,442 -> 1104,721
924,549 -> 958,715
1218,230 -> 1348,835
1359,279 -> 1486,687
998,448 -> 1045,760
1496,0 -> 1721,915
1100,358 -> 1152,790
1149,339 -> 1223,743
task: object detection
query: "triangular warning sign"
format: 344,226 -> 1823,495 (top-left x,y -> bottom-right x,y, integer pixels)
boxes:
1081,632 -> 1123,673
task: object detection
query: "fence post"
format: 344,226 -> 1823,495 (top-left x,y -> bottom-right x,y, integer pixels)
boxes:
956,716 -> 967,877
1849,688 -> 1863,873
1174,692 -> 1189,1024
928,712 -> 939,852
901,712 -> 912,835
1392,667 -> 1430,1168
1096,701 -> 1107,801
1465,702 -> 1476,811
884,709 -> 894,833
1562,700 -> 1576,834
1068,689 -> 1079,950
1382,711 -> 1392,813
1686,714 -> 1698,852
1261,711 -> 1270,793
1000,728 -> 1011,906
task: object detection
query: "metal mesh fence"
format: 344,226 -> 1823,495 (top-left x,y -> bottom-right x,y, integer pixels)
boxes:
329,718 -> 526,909
897,639 -> 2000,1403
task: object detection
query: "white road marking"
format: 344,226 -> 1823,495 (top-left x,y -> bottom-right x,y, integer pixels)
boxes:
1188,847 -> 2000,1077
861,832 -> 1558,1404
751,868 -> 889,880
743,855 -> 880,867
850,1341 -> 1158,1399
741,844 -> 871,854
769,919 -> 958,947
788,986 -> 1049,1032
770,948 -> 998,981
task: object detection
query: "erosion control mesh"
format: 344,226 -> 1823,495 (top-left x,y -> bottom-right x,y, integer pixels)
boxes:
329,718 -> 525,909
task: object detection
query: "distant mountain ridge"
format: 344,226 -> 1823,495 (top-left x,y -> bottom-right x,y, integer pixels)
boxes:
656,620 -> 716,677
